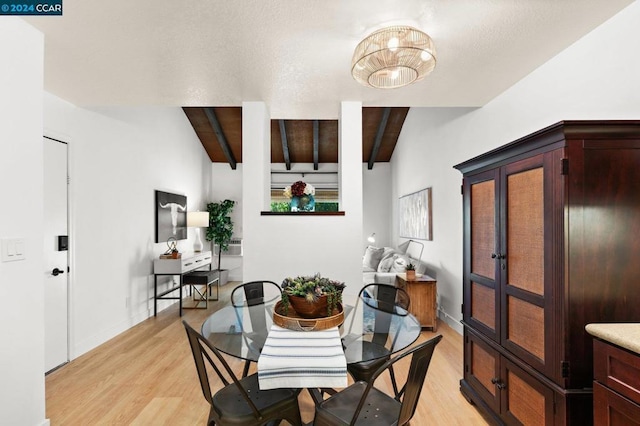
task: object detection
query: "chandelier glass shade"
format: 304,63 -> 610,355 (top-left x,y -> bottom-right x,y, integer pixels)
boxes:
351,26 -> 436,89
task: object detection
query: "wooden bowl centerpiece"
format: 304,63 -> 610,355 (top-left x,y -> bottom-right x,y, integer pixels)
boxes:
280,273 -> 345,319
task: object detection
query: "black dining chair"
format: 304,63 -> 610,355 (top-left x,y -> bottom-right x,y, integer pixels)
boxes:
347,283 -> 410,398
314,334 -> 442,426
182,320 -> 302,426
230,280 -> 282,377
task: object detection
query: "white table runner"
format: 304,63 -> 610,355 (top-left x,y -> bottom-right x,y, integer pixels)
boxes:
257,324 -> 347,390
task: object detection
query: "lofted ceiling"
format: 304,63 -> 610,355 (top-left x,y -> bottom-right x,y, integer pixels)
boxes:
182,107 -> 409,168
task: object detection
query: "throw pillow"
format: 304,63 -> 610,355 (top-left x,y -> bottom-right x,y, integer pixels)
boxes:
362,245 -> 384,270
378,253 -> 398,272
390,254 -> 411,272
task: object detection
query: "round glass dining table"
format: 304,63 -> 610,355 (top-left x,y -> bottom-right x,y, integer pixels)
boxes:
200,294 -> 422,365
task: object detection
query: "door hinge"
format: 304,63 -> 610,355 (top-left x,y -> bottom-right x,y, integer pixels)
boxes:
461,303 -> 464,314
561,361 -> 570,378
465,364 -> 469,373
561,158 -> 569,175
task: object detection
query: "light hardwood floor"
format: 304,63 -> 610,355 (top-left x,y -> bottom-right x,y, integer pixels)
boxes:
46,283 -> 489,425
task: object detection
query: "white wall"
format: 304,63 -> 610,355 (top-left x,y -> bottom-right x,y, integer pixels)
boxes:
392,1 -> 640,333
0,19 -> 46,426
241,102 -> 363,295
212,158 -> 388,283
210,163 -> 243,280
43,96 -> 212,356
363,163 -> 392,249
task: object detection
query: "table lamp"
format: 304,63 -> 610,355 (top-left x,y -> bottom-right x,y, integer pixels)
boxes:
187,211 -> 209,252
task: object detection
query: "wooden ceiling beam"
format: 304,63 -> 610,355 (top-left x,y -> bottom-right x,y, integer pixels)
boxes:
313,120 -> 319,170
204,107 -> 237,169
279,120 -> 291,170
367,107 -> 391,170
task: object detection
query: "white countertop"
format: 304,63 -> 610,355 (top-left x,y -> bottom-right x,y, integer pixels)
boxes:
585,323 -> 640,355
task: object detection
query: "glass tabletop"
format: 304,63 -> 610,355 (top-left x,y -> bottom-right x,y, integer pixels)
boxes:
200,294 -> 422,364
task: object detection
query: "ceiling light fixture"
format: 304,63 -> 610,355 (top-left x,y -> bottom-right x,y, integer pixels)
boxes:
351,25 -> 436,89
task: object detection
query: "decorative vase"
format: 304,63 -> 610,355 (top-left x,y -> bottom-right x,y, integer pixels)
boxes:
290,194 -> 315,212
406,270 -> 416,280
288,294 -> 328,318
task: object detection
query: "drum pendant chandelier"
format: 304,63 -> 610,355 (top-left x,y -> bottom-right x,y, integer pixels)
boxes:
351,25 -> 436,89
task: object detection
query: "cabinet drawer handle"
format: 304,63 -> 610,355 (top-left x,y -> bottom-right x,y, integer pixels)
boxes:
184,262 -> 193,267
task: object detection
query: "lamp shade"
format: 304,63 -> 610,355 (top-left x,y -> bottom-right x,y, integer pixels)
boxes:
351,25 -> 436,89
187,211 -> 209,228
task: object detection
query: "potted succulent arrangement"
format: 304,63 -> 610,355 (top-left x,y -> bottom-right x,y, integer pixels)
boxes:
280,273 -> 345,318
405,262 -> 416,280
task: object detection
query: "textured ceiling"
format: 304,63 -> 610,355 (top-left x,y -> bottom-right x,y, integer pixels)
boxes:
25,0 -> 633,119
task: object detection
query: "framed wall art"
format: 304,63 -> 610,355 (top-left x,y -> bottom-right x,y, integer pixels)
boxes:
155,190 -> 187,243
399,187 -> 432,241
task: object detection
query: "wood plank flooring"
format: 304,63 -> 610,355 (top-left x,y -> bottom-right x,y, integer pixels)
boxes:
45,283 -> 489,425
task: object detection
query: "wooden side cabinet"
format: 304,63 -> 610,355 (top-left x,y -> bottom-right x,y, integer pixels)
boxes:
395,273 -> 437,330
590,334 -> 640,425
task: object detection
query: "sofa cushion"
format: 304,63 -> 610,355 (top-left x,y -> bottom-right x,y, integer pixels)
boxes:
362,245 -> 384,270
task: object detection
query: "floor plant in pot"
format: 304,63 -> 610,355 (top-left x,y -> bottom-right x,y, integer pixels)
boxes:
205,199 -> 235,286
280,273 -> 345,318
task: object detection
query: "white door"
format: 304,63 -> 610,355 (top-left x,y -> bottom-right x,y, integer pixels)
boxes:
43,137 -> 69,372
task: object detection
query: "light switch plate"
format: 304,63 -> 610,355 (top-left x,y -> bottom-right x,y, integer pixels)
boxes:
1,238 -> 26,262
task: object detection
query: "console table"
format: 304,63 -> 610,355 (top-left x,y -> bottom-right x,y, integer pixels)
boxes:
395,273 -> 437,331
153,251 -> 212,317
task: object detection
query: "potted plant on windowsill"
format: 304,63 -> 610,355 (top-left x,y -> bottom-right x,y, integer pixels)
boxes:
405,263 -> 416,280
280,273 -> 345,318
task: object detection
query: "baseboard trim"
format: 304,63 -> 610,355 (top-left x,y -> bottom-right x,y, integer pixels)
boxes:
438,309 -> 463,334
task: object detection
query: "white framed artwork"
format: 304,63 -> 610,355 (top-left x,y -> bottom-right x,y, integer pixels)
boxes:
399,187 -> 432,241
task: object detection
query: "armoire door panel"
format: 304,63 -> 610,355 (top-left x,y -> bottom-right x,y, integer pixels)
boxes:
502,359 -> 555,426
506,166 -> 544,296
471,179 -> 496,280
472,340 -> 498,397
506,370 -> 546,426
465,330 -> 501,413
471,281 -> 496,331
507,296 -> 545,362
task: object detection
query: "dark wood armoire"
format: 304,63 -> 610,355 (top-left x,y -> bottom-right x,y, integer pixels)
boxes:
454,120 -> 640,425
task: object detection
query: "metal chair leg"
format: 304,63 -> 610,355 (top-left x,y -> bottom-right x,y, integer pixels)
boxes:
242,359 -> 251,377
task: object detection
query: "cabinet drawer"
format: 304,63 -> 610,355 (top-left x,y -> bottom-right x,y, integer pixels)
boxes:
594,381 -> 640,425
185,252 -> 212,270
154,251 -> 212,274
594,339 -> 640,404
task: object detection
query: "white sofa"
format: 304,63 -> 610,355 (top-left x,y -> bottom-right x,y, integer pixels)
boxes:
362,240 -> 426,286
